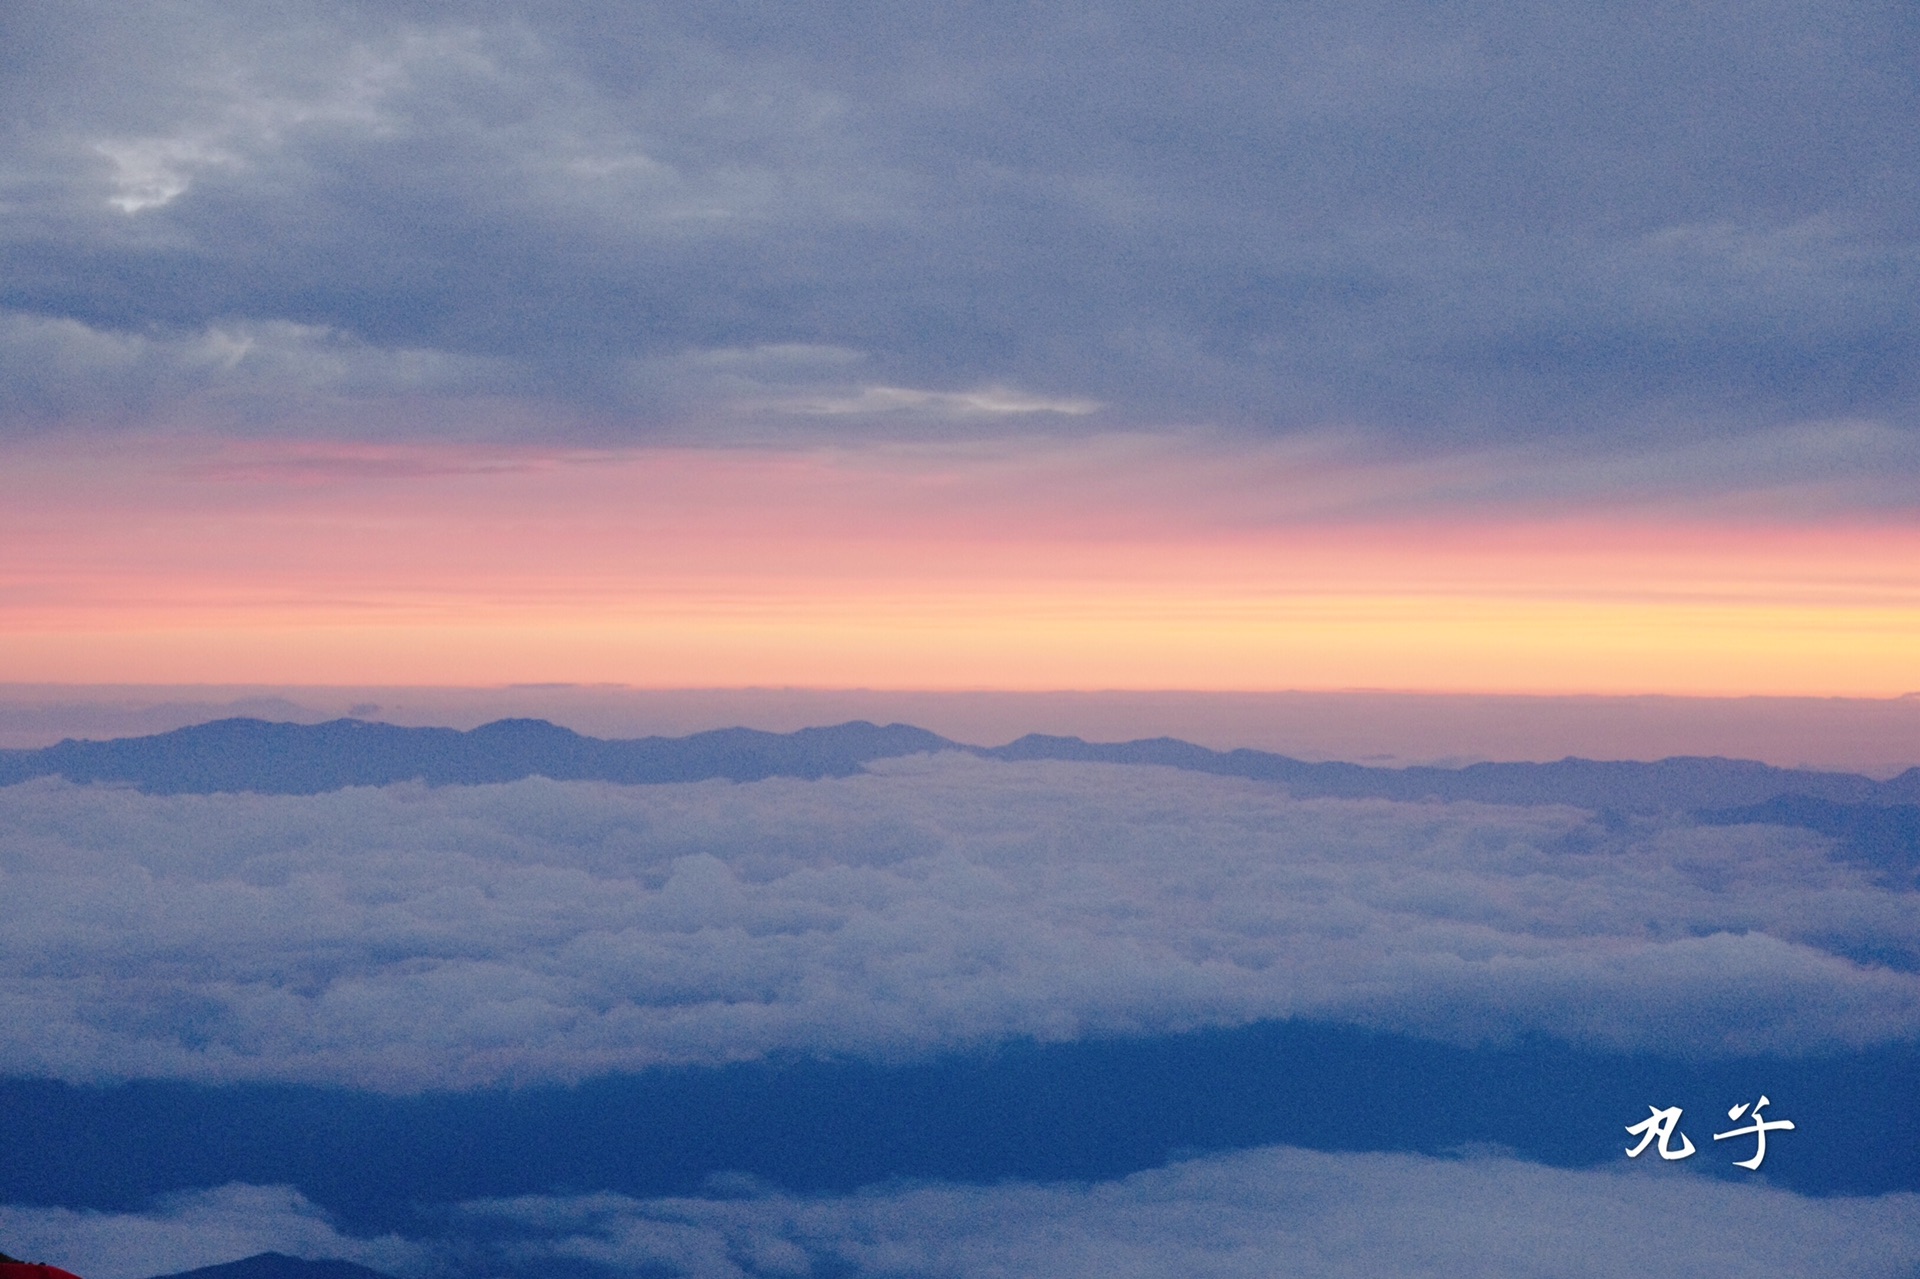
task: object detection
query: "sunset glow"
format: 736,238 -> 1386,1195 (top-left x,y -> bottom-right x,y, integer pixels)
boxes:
7,434 -> 1915,693
8,6 -> 1920,1275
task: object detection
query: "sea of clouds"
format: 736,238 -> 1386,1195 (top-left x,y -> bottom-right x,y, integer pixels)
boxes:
5,1146 -> 1917,1279
2,754 -> 1914,1090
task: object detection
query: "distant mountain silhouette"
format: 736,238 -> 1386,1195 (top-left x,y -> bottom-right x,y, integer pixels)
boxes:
977,733 -> 1920,810
0,718 -> 954,795
1,718 -> 1916,813
142,1255 -> 394,1279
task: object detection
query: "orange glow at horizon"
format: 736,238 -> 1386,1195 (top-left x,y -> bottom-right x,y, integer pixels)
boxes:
4,433 -> 1917,695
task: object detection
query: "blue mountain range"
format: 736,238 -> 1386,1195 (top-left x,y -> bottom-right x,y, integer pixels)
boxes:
3,717 -> 1913,882
3,715 -> 1916,809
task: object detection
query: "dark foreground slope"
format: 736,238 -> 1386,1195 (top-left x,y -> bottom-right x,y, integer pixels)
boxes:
0,717 -> 1915,819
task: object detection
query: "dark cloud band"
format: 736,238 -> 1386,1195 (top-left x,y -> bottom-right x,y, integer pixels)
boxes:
1,0 -> 1914,471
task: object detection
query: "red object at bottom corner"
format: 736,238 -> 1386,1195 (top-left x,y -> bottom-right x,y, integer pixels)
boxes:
0,1263 -> 86,1279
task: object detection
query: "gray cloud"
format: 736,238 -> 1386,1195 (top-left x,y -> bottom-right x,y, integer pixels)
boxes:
6,1147 -> 1919,1279
458,1148 -> 1920,1279
0,1185 -> 422,1279
0,311 -> 521,432
1,0 -> 1914,477
0,757 -> 1914,1089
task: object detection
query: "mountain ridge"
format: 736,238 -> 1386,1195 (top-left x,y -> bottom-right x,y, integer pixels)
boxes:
1,717 -> 1915,817
140,1254 -> 395,1279
0,717 -> 951,795
982,731 -> 1920,808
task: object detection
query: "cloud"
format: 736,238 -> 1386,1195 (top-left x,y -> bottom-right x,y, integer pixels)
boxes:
0,312 -> 522,433
771,385 -> 1102,419
0,0 -> 1913,472
458,1147 -> 1920,1279
6,1147 -> 1918,1279
0,1185 -> 421,1279
0,757 -> 1914,1090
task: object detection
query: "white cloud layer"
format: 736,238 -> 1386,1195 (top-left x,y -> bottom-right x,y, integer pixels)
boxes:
0,756 -> 1915,1089
6,1147 -> 1918,1279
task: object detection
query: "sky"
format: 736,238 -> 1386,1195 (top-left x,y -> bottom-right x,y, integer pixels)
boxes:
5,8 -> 1920,1276
3,0 -> 1917,694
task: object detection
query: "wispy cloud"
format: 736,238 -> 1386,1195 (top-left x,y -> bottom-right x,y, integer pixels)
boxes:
774,385 -> 1102,418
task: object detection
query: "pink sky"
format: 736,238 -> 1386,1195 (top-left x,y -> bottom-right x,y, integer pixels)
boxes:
5,432 -> 1917,695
